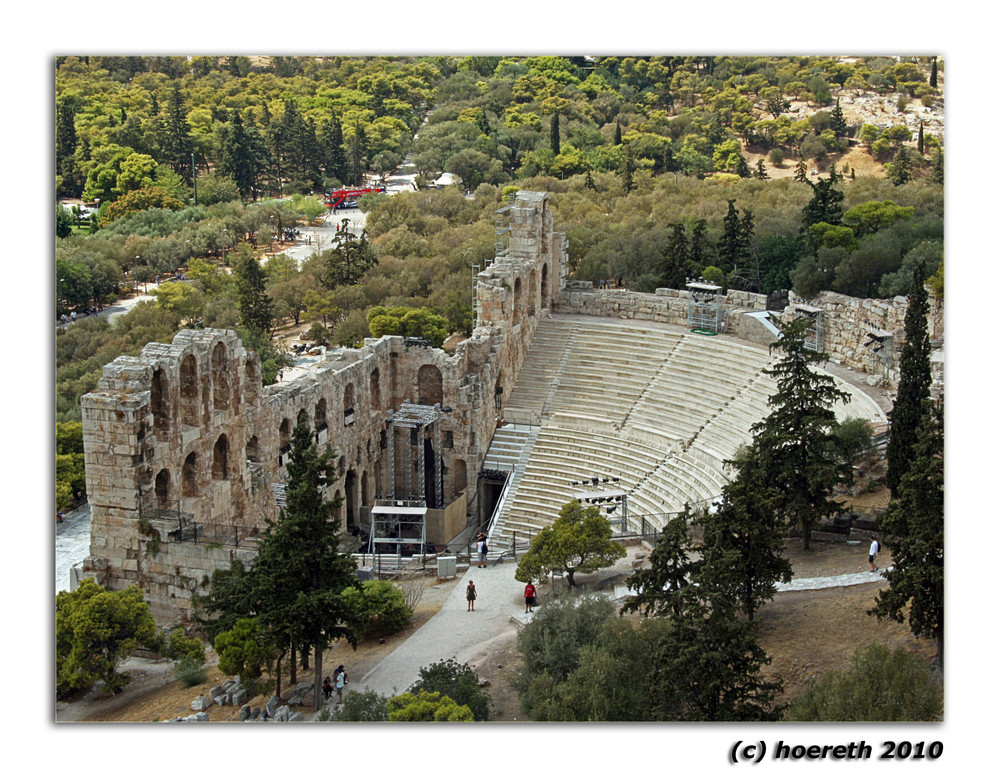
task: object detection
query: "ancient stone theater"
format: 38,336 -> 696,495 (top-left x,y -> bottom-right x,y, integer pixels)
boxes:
79,190 -> 941,625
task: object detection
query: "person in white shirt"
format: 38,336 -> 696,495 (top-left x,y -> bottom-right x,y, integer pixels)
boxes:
868,535 -> 881,572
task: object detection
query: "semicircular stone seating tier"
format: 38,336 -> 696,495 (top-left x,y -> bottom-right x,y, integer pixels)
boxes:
489,315 -> 887,550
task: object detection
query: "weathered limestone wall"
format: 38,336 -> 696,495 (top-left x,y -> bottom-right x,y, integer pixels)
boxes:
556,282 -> 770,326
80,191 -> 567,625
554,282 -> 942,393
783,290 -> 944,390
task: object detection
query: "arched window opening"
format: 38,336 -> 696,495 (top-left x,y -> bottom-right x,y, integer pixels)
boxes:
344,383 -> 355,424
541,263 -> 550,309
315,398 -> 328,432
151,368 -> 170,434
527,269 -> 537,318
246,435 -> 260,464
370,368 -> 381,408
417,364 -> 443,406
179,354 -> 199,427
212,435 -> 229,480
181,452 -> 199,496
279,418 -> 291,452
155,468 -> 171,506
212,342 -> 230,411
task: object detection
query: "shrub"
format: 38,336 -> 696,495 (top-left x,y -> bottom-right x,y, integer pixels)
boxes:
387,690 -> 475,721
833,417 -> 875,463
516,594 -> 616,687
408,658 -> 491,720
174,656 -> 207,687
342,579 -> 413,639
320,689 -> 389,722
785,643 -> 942,721
162,626 -> 206,664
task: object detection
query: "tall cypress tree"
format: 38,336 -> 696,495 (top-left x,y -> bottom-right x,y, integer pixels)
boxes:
550,112 -> 561,156
885,262 -> 932,497
871,399 -> 944,665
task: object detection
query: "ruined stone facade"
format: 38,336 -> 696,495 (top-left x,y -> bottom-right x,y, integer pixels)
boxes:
80,191 -> 566,624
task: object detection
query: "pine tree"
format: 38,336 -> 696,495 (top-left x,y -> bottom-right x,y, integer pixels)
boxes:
621,510 -> 698,618
234,252 -> 273,338
794,158 -> 808,183
885,262 -> 932,496
320,108 -> 349,184
717,200 -> 743,273
657,222 -> 688,289
930,57 -> 938,89
621,143 -> 635,194
801,172 -> 845,228
751,318 -> 850,549
698,446 -> 792,619
755,159 -> 769,180
830,99 -> 847,137
163,83 -> 194,184
56,98 -> 80,198
550,112 -> 561,156
870,400 -> 944,665
218,109 -> 256,201
614,121 -> 622,145
321,221 -> 377,288
254,418 -> 359,708
918,121 -> 925,156
734,152 -> 751,178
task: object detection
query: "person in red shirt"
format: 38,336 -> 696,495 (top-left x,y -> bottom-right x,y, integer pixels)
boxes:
524,580 -> 537,613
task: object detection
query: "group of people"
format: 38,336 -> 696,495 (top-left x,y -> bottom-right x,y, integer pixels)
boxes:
465,577 -> 537,613
322,665 -> 348,704
58,307 -> 100,325
475,532 -> 488,568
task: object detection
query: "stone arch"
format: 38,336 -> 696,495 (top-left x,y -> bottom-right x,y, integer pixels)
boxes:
297,408 -> 309,430
181,452 -> 199,496
179,354 -> 199,427
334,489 -> 344,523
246,435 -> 260,463
151,367 -> 170,434
211,341 -> 230,411
244,356 -> 261,402
513,276 -> 523,320
279,418 -> 291,450
528,268 -> 537,317
345,470 -> 358,529
212,434 -> 229,480
453,458 -> 467,495
154,468 -> 171,505
370,368 -> 381,409
361,470 -> 370,507
344,383 -> 355,422
541,263 -> 549,308
417,364 -> 443,406
315,397 -> 328,430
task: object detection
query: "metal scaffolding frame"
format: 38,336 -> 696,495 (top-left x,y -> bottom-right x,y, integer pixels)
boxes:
863,321 -> 894,385
368,499 -> 428,565
383,401 -> 447,507
794,303 -> 826,352
686,279 -> 724,334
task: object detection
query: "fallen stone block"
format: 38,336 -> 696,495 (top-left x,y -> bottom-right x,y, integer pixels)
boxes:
231,688 -> 248,706
239,705 -> 252,721
191,695 -> 212,711
276,704 -> 290,722
210,684 -> 225,699
288,712 -> 304,722
213,695 -> 229,707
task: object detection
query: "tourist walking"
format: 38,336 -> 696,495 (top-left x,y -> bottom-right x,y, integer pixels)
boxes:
524,580 -> 537,613
868,535 -> 881,572
466,580 -> 477,612
477,535 -> 488,568
334,665 -> 348,703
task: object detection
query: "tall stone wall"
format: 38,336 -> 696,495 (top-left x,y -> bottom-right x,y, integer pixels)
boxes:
80,191 -> 567,625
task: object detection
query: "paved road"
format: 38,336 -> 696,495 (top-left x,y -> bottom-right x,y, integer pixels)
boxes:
55,503 -> 91,594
